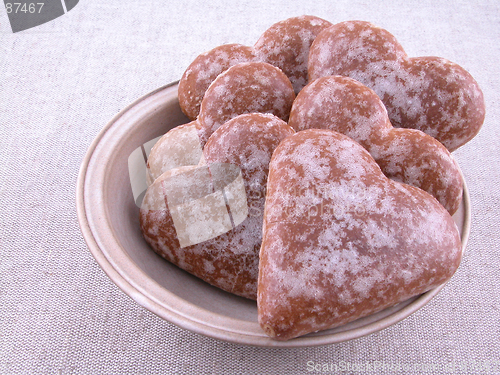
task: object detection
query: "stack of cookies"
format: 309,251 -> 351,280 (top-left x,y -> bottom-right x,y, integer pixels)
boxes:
139,16 -> 484,340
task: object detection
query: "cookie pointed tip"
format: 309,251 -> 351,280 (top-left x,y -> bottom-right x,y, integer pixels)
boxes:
262,324 -> 276,338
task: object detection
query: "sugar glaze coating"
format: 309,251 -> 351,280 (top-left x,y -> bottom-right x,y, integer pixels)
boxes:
288,75 -> 463,215
258,129 -> 462,340
140,113 -> 294,299
254,15 -> 332,93
178,15 -> 331,115
308,20 -> 485,151
198,61 -> 295,143
146,120 -> 204,185
178,44 -> 258,120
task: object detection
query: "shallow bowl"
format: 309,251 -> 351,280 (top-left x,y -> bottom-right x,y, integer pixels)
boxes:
76,82 -> 471,347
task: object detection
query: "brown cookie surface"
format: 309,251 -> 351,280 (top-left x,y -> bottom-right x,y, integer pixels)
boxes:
308,21 -> 485,151
140,113 -> 294,299
258,129 -> 462,340
254,15 -> 332,93
198,61 -> 295,144
288,75 -> 463,215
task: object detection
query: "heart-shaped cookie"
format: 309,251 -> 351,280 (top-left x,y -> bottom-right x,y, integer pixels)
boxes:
308,21 -> 485,151
178,16 -> 332,120
254,15 -> 332,93
288,75 -> 463,215
140,113 -> 294,299
178,44 -> 258,120
198,61 -> 295,145
258,129 -> 462,340
146,120 -> 204,185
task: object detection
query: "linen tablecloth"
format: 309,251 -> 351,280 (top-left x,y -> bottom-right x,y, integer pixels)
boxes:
1,1 -> 499,373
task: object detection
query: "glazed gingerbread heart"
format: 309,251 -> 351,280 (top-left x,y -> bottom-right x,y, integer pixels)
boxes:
178,44 -> 259,120
288,75 -> 463,215
177,16 -> 331,120
140,113 -> 294,299
254,15 -> 332,93
197,61 -> 295,146
308,20 -> 485,151
258,129 -> 462,340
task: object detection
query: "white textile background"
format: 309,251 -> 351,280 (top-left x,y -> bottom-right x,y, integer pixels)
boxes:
1,1 -> 499,374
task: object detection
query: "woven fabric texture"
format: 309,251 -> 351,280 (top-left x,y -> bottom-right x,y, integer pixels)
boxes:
1,1 -> 499,374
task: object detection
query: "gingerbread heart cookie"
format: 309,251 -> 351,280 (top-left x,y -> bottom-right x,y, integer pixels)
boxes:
258,129 -> 462,340
254,15 -> 332,93
308,20 -> 485,151
140,113 -> 294,299
146,120 -> 204,185
177,16 -> 331,119
288,75 -> 463,215
178,44 -> 258,120
198,61 -> 295,144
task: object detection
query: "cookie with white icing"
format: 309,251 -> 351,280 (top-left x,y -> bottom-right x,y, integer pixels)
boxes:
197,62 -> 295,144
140,113 -> 294,299
308,20 -> 485,151
146,120 -> 204,185
254,15 -> 332,93
288,75 -> 463,215
178,44 -> 258,120
258,129 -> 462,340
